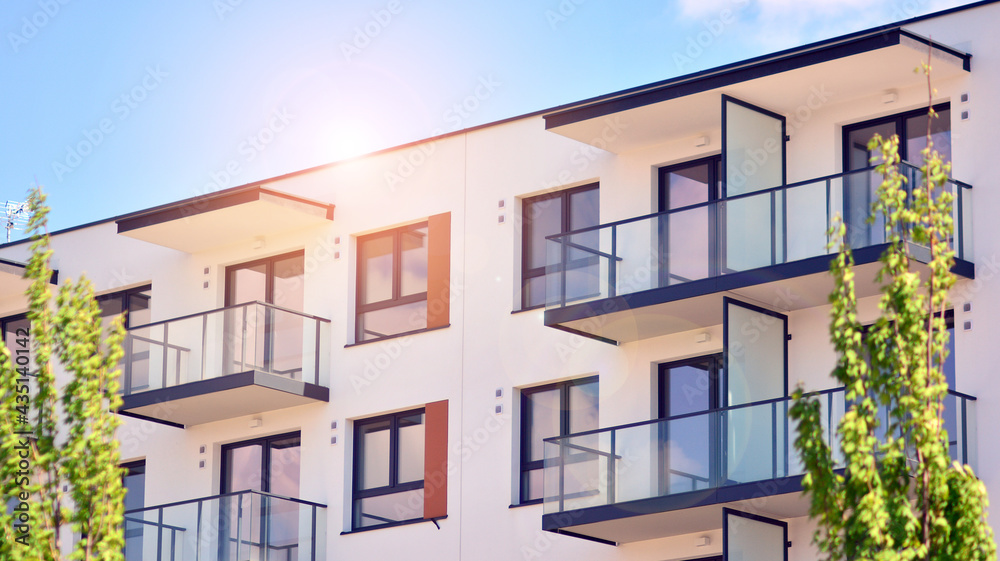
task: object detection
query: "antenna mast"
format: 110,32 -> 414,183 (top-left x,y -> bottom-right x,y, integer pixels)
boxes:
3,200 -> 30,243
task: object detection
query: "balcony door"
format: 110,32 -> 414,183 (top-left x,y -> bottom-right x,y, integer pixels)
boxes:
657,156 -> 721,286
721,96 -> 787,273
221,433 -> 301,561
224,251 -> 304,377
658,356 -> 721,493
842,104 -> 951,248
723,297 -> 788,484
723,507 -> 788,561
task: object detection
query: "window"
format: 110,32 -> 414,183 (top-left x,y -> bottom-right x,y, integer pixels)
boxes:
122,461 -> 145,561
521,184 -> 599,309
844,104 -> 951,170
97,285 -> 152,330
98,285 -> 152,393
219,433 -> 301,559
225,252 -> 303,309
519,377 -> 598,504
355,213 -> 451,343
353,409 -> 426,529
843,104 -> 951,247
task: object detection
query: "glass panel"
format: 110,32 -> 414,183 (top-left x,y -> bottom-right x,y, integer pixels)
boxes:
267,438 -> 300,552
724,192 -> 775,272
524,196 -> 563,271
358,419 -> 391,490
568,188 -> 600,263
663,414 -> 712,493
360,234 -> 394,305
224,444 -> 263,493
725,510 -> 786,561
563,232 -> 601,303
269,437 -> 301,497
786,179 -> 828,261
523,275 -> 546,309
727,400 -> 786,484
228,263 -> 267,305
400,226 -> 428,297
724,99 -> 784,196
268,305 -> 304,378
397,413 -> 425,485
528,388 -> 561,462
846,122 -> 895,248
568,382 -> 598,434
126,291 -> 151,390
666,206 -> 710,283
726,301 -> 785,406
522,468 -> 544,503
666,363 -> 712,416
354,489 -> 424,528
664,163 -> 710,209
906,108 -> 951,164
98,297 -> 124,328
272,254 -> 304,309
123,464 -> 145,561
357,300 -> 427,342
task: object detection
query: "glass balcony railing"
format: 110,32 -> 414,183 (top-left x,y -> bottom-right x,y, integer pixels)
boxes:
544,163 -> 973,308
122,301 -> 331,396
121,490 -> 326,561
542,388 -> 976,516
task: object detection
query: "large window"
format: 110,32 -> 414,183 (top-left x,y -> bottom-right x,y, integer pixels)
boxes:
357,224 -> 428,341
520,184 -> 599,309
519,377 -> 598,504
353,409 -> 426,529
355,213 -> 451,343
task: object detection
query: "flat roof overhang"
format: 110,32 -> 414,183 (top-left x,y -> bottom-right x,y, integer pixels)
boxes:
119,370 -> 329,428
116,186 -> 335,253
545,245 -> 975,345
544,28 -> 971,152
543,475 -> 811,544
0,258 -> 57,299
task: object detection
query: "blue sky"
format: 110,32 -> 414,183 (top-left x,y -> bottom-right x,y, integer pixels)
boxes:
0,0 -> 971,236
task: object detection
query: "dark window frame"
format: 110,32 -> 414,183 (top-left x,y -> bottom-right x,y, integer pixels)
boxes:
657,154 -> 722,212
657,354 -> 723,419
97,284 -> 152,328
352,408 -> 426,530
224,250 -> 305,307
520,183 -> 599,310
842,102 -> 951,170
219,431 -> 302,495
355,223 -> 429,341
518,376 -> 599,505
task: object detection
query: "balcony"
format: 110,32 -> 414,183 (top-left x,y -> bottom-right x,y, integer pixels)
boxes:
119,301 -> 331,428
544,163 -> 974,344
122,490 -> 326,561
541,388 -> 977,544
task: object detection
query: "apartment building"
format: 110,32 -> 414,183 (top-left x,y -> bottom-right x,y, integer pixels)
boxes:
1,1 -> 997,559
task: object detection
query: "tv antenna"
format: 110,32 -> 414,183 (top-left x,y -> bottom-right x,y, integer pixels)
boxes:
3,200 -> 30,243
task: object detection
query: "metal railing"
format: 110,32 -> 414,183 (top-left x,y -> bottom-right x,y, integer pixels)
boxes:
121,490 -> 326,561
544,163 -> 973,308
121,301 -> 331,396
542,388 -> 976,516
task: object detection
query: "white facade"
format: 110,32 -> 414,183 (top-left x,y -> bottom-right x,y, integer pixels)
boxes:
3,2 -> 999,559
